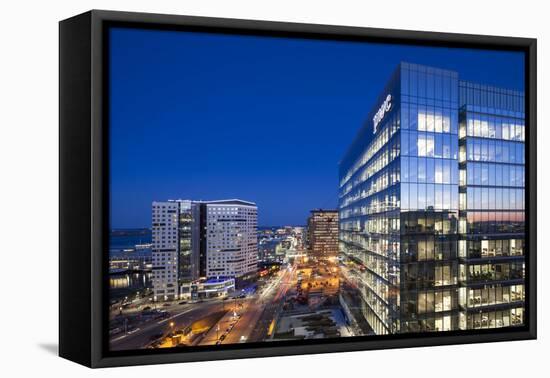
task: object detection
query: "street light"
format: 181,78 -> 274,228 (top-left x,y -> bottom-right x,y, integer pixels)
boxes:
169,321 -> 175,335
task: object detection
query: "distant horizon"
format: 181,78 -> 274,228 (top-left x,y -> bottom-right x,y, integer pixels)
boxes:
110,224 -> 308,232
109,27 -> 524,229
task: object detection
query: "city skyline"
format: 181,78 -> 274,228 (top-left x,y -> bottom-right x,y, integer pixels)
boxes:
109,27 -> 524,229
108,56 -> 526,350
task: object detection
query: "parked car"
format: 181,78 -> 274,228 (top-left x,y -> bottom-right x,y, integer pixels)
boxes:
109,327 -> 122,336
154,311 -> 170,319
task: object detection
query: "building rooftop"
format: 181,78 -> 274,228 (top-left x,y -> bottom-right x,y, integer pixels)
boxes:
204,199 -> 257,206
157,198 -> 256,206
310,209 -> 338,213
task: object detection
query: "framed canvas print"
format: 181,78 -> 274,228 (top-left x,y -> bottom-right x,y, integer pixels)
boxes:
59,10 -> 537,368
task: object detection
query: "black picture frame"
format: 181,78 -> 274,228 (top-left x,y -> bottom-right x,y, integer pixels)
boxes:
59,9 -> 537,368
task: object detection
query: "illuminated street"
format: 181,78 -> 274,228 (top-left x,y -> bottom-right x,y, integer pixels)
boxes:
109,239 -> 359,350
107,217 -> 370,351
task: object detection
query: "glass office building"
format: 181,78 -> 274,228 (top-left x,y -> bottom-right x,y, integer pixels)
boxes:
458,82 -> 525,330
339,62 -> 525,335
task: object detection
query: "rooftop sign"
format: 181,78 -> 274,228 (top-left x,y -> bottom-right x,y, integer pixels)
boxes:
373,94 -> 392,134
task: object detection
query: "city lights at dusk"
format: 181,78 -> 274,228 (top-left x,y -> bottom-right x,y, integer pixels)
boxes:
108,28 -> 526,351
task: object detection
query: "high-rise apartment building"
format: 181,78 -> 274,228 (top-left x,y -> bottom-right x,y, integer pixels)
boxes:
307,210 -> 339,260
152,199 -> 258,301
152,200 -> 198,301
205,200 -> 258,279
339,62 -> 525,334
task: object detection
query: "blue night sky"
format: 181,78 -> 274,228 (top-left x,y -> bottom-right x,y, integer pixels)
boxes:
109,27 -> 524,228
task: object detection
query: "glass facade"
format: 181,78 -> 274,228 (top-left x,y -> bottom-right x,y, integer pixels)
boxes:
339,67 -> 401,334
458,82 -> 526,330
399,64 -> 460,333
178,204 -> 194,283
339,62 -> 525,335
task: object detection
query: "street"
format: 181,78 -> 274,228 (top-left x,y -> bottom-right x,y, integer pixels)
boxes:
109,247 -> 356,350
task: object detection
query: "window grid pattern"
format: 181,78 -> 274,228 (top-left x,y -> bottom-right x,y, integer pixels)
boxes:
458,82 -> 526,330
399,63 -> 460,333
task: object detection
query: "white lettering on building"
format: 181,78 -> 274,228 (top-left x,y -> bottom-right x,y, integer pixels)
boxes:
373,94 -> 392,134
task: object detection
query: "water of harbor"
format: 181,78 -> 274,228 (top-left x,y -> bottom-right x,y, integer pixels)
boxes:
109,229 -> 153,302
110,271 -> 152,301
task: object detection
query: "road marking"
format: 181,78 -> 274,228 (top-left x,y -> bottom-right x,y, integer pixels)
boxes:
157,308 -> 194,324
111,305 -> 212,345
111,334 -> 127,342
